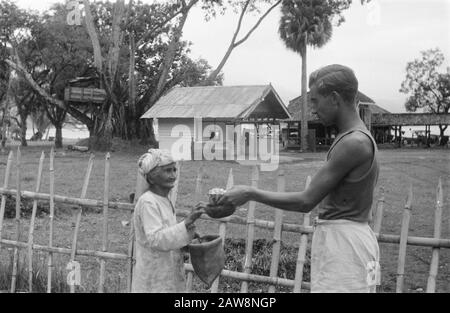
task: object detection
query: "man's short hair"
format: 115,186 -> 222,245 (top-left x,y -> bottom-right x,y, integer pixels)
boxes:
309,64 -> 359,104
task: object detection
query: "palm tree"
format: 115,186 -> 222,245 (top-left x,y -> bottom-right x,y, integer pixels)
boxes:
279,0 -> 334,151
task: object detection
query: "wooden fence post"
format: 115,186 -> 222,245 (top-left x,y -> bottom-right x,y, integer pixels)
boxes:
373,187 -> 385,235
69,153 -> 95,293
98,153 -> 111,293
127,167 -> 148,293
396,183 -> 413,293
293,176 -> 312,293
169,162 -> 182,207
186,165 -> 203,292
27,151 -> 45,292
426,178 -> 443,293
0,151 -> 14,250
47,148 -> 55,293
240,165 -> 259,293
210,168 -> 234,293
11,147 -> 21,293
268,170 -> 285,293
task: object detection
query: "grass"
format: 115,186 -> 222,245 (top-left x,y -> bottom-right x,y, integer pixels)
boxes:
0,249 -> 68,293
0,142 -> 449,293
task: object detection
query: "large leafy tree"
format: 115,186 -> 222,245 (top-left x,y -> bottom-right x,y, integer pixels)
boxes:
400,48 -> 450,140
6,0 -> 222,150
6,0 -> 283,151
200,0 -> 283,85
279,0 -> 364,151
0,0 -> 31,148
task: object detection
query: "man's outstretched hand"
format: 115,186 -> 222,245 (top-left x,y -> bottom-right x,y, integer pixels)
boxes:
216,185 -> 254,208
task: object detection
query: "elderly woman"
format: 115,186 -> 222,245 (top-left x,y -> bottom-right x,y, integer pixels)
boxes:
132,149 -> 204,293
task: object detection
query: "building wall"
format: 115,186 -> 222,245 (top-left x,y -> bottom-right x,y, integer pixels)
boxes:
157,119 -> 230,160
157,118 -> 279,160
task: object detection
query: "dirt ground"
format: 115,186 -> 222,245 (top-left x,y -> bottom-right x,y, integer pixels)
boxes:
0,143 -> 449,293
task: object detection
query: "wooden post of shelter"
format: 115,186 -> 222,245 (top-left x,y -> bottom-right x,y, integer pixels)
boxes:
426,178 -> 443,293
396,184 -> 413,293
210,168 -> 234,293
293,176 -> 312,293
27,151 -> 45,292
240,166 -> 259,293
98,153 -> 111,293
10,147 -> 21,293
268,170 -> 285,293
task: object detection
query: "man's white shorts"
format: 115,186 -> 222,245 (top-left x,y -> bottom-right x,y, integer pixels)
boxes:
311,219 -> 381,293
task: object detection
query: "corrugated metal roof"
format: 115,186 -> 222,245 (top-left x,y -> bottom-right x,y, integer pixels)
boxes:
141,85 -> 291,119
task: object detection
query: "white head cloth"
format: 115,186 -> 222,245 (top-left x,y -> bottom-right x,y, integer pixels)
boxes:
138,149 -> 175,176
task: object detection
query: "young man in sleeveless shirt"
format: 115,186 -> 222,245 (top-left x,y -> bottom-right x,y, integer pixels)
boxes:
217,64 -> 381,292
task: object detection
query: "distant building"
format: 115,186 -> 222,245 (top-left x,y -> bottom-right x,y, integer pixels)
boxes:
284,91 -> 391,148
141,85 -> 291,160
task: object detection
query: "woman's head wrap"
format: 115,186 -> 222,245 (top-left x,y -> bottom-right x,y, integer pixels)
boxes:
138,149 -> 175,176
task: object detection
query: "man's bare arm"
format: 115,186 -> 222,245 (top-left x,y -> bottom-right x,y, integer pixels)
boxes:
223,133 -> 374,213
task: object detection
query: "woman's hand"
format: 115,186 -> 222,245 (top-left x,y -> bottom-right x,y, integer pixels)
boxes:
216,185 -> 254,208
184,202 -> 206,228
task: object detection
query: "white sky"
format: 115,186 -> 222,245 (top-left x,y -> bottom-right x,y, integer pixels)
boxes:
13,0 -> 450,117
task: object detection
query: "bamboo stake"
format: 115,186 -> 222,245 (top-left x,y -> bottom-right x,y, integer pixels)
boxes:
396,183 -> 413,293
27,151 -> 45,292
169,162 -> 182,208
98,153 -> 111,293
185,264 -> 311,290
10,147 -> 22,293
373,187 -> 385,235
127,169 -> 143,293
2,184 -> 450,248
426,178 -> 443,293
293,176 -> 312,293
0,151 -> 14,250
240,165 -> 259,293
376,234 -> 450,248
47,148 -> 55,293
69,153 -> 95,293
1,239 -> 128,260
210,168 -> 234,293
186,165 -> 203,292
0,188 -> 133,211
126,218 -> 134,293
268,170 -> 285,293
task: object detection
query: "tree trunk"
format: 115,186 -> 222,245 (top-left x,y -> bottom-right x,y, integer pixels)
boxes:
128,30 -> 137,139
83,0 -> 103,72
300,39 -> 309,152
138,119 -> 157,147
20,113 -> 28,147
55,125 -> 63,149
90,103 -> 114,151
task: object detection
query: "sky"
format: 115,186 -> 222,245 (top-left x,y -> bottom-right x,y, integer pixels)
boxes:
13,0 -> 450,135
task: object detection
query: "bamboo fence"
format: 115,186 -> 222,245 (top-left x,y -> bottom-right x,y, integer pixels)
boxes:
0,148 -> 448,293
